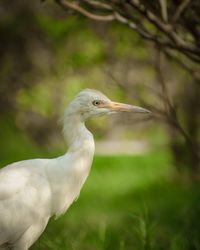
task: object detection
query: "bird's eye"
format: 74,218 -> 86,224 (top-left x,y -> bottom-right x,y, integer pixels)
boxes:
92,100 -> 101,106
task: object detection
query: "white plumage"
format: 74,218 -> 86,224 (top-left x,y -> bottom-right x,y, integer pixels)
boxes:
0,89 -> 150,250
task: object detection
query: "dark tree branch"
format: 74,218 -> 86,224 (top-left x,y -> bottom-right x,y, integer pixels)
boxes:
154,47 -> 172,113
129,0 -> 200,59
172,0 -> 191,23
164,50 -> 200,84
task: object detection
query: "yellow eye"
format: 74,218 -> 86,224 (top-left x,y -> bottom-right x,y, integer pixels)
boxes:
92,100 -> 101,106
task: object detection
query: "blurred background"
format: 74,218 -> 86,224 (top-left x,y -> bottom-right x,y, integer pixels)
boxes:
0,1 -> 199,249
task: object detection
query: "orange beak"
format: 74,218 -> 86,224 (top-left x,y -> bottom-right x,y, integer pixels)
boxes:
100,101 -> 151,113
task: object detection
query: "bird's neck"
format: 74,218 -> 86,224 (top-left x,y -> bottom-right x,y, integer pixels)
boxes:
63,112 -> 94,153
48,112 -> 95,217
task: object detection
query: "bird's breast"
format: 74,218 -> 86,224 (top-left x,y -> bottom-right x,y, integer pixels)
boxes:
49,137 -> 95,218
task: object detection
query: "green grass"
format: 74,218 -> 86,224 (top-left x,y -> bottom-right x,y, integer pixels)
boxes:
28,151 -> 200,250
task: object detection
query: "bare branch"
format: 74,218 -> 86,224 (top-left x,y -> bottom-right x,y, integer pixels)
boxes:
112,12 -> 177,49
115,10 -> 200,62
154,47 -> 173,114
172,0 -> 191,23
82,0 -> 112,10
55,0 -> 115,21
129,0 -> 200,58
159,0 -> 168,22
164,50 -> 200,84
103,68 -> 166,117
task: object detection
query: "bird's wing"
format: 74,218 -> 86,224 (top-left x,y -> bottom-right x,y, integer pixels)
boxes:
0,159 -> 48,200
0,159 -> 52,247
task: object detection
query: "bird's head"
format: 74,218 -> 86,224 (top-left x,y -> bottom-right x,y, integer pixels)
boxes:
66,89 -> 151,121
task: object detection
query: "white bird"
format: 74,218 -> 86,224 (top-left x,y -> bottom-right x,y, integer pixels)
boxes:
0,89 -> 150,250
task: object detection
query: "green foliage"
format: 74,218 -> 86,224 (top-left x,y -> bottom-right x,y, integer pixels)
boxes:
109,24 -> 148,60
17,83 -> 53,116
0,115 -> 40,166
37,16 -> 80,44
37,15 -> 105,68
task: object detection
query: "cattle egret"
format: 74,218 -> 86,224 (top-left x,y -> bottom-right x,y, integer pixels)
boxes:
0,89 -> 150,250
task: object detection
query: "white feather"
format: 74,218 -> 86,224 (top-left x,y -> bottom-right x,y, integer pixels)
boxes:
0,89 -> 99,249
